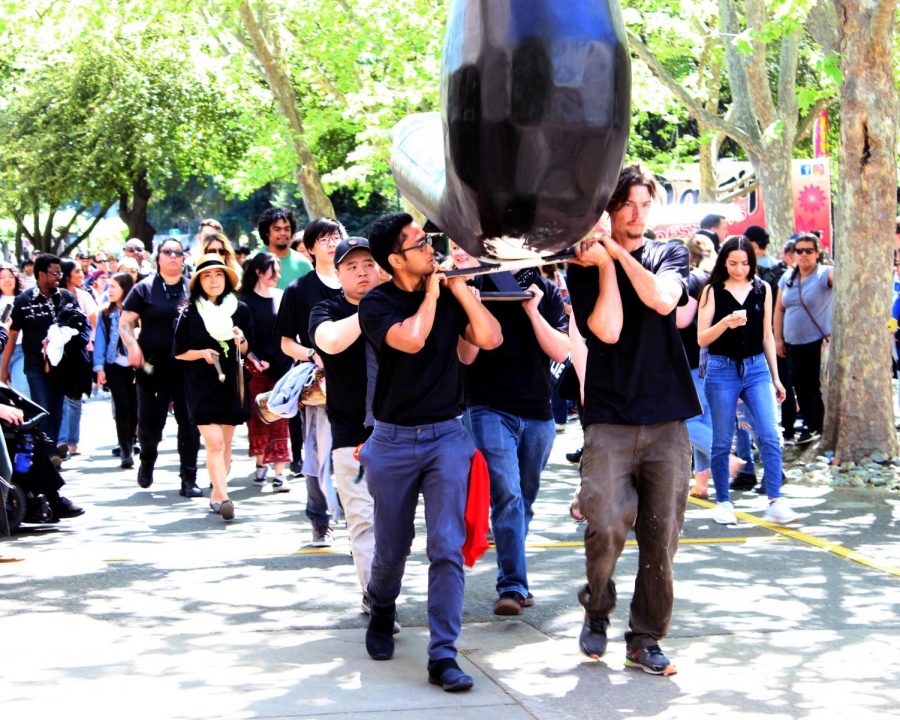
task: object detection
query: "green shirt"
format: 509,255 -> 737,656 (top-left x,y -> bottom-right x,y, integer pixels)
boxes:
273,249 -> 313,289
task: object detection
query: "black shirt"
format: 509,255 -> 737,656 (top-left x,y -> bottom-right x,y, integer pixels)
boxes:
568,240 -> 701,425
275,271 -> 341,347
708,278 -> 766,360
240,290 -> 291,380
122,275 -> 189,364
309,295 -> 369,449
11,287 -> 78,372
359,283 -> 468,425
465,274 -> 567,419
678,269 -> 709,370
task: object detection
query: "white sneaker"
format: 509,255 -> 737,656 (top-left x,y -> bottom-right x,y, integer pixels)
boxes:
763,498 -> 800,525
713,501 -> 738,525
272,476 -> 290,493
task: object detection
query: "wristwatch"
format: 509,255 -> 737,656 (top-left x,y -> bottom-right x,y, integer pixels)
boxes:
305,348 -> 316,359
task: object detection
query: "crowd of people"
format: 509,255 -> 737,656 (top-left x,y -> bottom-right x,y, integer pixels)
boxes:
2,164 -> 865,690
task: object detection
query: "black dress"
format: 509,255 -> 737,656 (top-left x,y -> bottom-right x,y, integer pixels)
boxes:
173,298 -> 254,426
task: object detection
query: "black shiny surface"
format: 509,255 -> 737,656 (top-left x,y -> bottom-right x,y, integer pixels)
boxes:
392,0 -> 631,258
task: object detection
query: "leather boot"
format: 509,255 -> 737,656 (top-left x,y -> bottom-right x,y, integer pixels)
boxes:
365,602 -> 396,660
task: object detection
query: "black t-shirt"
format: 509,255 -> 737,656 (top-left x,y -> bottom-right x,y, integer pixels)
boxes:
309,295 -> 369,449
359,283 -> 468,425
11,287 -> 78,372
122,274 -> 189,363
240,290 -> 291,380
465,274 -> 567,419
275,271 -> 341,347
678,269 -> 709,370
568,240 -> 701,425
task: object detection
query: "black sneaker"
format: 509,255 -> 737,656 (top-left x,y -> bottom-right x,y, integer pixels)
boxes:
566,447 -> 583,464
427,658 -> 474,692
625,644 -> 677,676
795,430 -> 820,445
137,465 -> 153,489
365,604 -> 396,660
522,592 -> 535,608
730,471 -> 757,491
578,615 -> 610,659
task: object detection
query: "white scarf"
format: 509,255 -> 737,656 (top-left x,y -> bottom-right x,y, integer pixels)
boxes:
196,294 -> 238,357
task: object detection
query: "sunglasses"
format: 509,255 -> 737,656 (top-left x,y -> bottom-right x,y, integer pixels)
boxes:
794,247 -> 816,255
160,249 -> 185,258
208,248 -> 227,256
395,235 -> 433,255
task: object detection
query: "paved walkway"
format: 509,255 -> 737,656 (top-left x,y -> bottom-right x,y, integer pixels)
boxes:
1,396 -> 898,719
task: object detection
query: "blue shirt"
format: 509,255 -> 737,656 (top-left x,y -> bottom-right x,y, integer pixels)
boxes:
779,264 -> 833,344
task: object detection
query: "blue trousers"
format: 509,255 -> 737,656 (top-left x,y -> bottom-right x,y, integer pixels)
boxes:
360,418 -> 475,661
705,354 -> 783,501
25,369 -> 64,443
465,406 -> 555,598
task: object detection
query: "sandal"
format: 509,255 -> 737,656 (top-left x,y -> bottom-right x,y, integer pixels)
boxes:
689,489 -> 709,499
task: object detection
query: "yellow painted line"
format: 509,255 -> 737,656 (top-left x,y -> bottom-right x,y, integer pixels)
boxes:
688,496 -> 900,578
524,537 -> 783,549
0,557 -> 24,563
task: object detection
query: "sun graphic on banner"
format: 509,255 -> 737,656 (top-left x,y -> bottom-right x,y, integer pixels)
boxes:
798,185 -> 827,214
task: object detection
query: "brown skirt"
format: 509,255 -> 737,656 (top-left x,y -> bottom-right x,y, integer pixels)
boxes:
247,373 -> 291,462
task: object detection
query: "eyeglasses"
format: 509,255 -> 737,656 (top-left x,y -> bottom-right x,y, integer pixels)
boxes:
45,270 -> 63,277
160,249 -> 185,258
395,235 -> 433,255
316,234 -> 342,246
125,247 -> 142,253
794,247 -> 816,255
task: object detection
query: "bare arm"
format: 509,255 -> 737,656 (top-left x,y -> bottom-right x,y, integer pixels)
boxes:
314,313 -> 363,355
384,272 -> 440,354
521,283 -> 570,363
281,336 -> 323,368
602,236 -> 682,315
0,328 -> 18,383
697,286 -> 746,347
761,283 -> 785,402
118,309 -> 144,368
457,336 -> 479,365
447,276 -> 503,350
676,295 -> 698,329
773,288 -> 787,358
572,241 -> 622,344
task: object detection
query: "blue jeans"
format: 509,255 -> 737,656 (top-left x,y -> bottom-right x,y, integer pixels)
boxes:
735,406 -> 757,475
465,407 -> 556,598
705,354 -> 783,502
59,396 -> 83,446
25,369 -> 64,443
9,345 -> 30,399
685,368 -> 712,473
360,418 -> 475,661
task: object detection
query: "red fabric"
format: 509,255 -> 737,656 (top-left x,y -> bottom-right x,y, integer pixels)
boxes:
462,449 -> 490,568
247,373 -> 291,462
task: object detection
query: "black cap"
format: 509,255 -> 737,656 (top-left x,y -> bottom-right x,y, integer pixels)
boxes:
744,225 -> 770,248
334,236 -> 370,267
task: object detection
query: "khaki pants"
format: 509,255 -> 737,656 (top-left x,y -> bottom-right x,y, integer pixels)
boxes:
578,421 -> 690,652
332,445 -> 375,592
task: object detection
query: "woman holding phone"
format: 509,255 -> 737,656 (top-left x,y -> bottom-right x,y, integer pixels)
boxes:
697,236 -> 799,526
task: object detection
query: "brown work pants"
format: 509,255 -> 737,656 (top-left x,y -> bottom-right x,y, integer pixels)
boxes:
577,421 -> 690,651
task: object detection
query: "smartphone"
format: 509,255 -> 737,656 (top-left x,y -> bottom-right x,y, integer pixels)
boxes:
247,351 -> 264,371
0,304 -> 12,323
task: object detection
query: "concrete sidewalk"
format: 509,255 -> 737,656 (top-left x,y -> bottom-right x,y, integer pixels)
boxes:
1,397 -> 899,719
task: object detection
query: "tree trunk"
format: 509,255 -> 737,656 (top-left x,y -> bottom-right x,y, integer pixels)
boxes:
748,147 -> 794,250
118,172 -> 156,245
822,0 -> 898,462
239,0 -> 335,221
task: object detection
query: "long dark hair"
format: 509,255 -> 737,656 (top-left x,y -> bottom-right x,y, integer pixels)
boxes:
187,271 -> 236,307
705,235 -> 758,288
0,263 -> 23,295
238,252 -> 279,295
103,272 -> 136,317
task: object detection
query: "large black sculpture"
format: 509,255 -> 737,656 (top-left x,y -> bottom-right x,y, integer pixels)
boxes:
392,0 -> 631,259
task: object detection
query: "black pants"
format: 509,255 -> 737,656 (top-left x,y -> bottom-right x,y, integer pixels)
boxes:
289,411 -> 304,464
136,366 -> 200,482
788,339 -> 825,434
105,363 -> 137,456
776,354 -> 797,438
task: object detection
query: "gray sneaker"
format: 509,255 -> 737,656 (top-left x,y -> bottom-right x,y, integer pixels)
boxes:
311,525 -> 333,547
